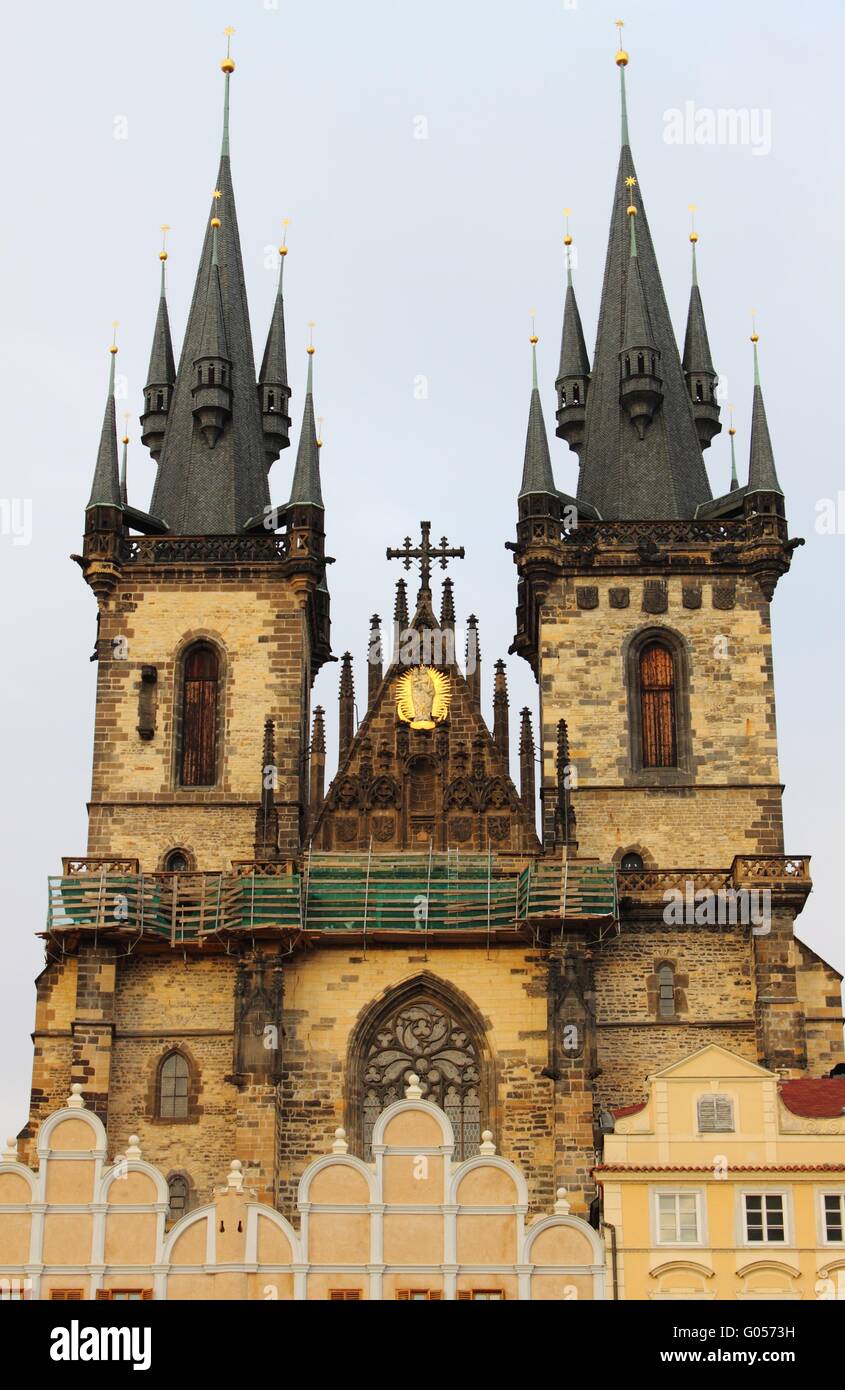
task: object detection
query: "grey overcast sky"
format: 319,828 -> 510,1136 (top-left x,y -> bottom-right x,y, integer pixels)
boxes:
1,0 -> 842,1143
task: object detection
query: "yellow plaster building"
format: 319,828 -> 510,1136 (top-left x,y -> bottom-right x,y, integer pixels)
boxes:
596,1044 -> 845,1301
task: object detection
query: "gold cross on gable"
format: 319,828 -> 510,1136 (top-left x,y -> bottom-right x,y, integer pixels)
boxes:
386,521 -> 465,595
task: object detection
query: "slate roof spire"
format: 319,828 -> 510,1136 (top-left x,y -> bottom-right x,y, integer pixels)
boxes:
519,333 -> 557,499
574,39 -> 712,519
682,213 -> 721,449
86,332 -> 122,510
258,222 -> 292,466
728,406 -> 739,492
555,213 -> 591,454
288,342 -> 324,508
747,331 -> 783,496
120,415 -> 130,507
149,43 -> 271,533
139,230 -> 176,461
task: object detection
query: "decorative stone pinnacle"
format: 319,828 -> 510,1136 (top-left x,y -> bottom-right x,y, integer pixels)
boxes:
554,1186 -> 572,1215
227,1158 -> 244,1191
332,1127 -> 349,1154
3,1137 -> 18,1161
67,1083 -> 85,1110
479,1130 -> 496,1156
126,1135 -> 142,1160
405,1073 -> 423,1100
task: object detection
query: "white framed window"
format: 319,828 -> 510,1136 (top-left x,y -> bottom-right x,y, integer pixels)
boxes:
697,1093 -> 734,1132
742,1192 -> 788,1245
655,1190 -> 702,1245
820,1192 -> 845,1245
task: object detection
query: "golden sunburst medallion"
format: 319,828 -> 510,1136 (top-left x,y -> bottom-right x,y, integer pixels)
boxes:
396,666 -> 451,730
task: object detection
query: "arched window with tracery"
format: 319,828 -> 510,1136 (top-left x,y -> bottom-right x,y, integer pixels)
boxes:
639,640 -> 677,768
357,995 -> 483,1160
179,643 -> 219,787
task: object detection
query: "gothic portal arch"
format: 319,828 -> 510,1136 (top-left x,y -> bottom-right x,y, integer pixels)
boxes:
346,974 -> 494,1161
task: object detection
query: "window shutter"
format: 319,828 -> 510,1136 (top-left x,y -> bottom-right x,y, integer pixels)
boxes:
96,1290 -> 111,1300
180,645 -> 219,787
457,1291 -> 472,1300
640,643 -> 677,768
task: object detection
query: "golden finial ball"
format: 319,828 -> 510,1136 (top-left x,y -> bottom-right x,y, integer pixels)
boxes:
626,204 -> 637,217
689,231 -> 698,243
122,435 -> 130,445
221,57 -> 235,74
159,250 -> 168,261
316,439 -> 323,448
728,427 -> 736,437
307,345 -> 316,356
563,233 -> 573,246
109,344 -> 119,355
530,335 -> 539,345
279,245 -> 288,256
615,49 -> 629,66
210,216 -> 221,229
750,332 -> 759,343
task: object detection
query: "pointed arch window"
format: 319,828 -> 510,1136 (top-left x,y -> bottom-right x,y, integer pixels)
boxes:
158,1052 -> 190,1119
639,641 -> 677,768
355,994 -> 484,1161
179,643 -> 219,787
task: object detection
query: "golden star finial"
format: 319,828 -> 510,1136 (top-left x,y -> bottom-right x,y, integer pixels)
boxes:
280,217 -> 290,255
110,321 -> 119,354
688,202 -> 698,243
563,207 -> 573,247
159,224 -> 170,261
213,189 -> 222,200
307,320 -> 316,355
529,308 -> 538,345
625,176 -> 637,189
221,27 -> 236,73
615,18 -> 629,66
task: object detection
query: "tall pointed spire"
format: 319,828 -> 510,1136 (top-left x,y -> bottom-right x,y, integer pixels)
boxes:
519,330 -> 556,498
258,222 -> 292,466
288,340 -> 324,507
465,614 -> 481,712
728,406 -> 739,491
367,614 -> 383,708
555,212 -> 591,453
338,653 -> 355,764
150,38 -> 271,533
682,209 -> 721,449
86,331 -> 122,510
618,179 -> 664,441
394,578 -> 409,631
440,578 -> 456,630
140,228 -> 176,462
309,705 -> 326,826
519,707 -> 536,819
120,415 -> 130,507
747,330 -> 783,497
575,35 -> 711,519
493,659 -> 510,766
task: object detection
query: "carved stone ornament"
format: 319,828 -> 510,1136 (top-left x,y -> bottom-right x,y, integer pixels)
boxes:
682,583 -> 702,610
609,587 -> 630,609
371,814 -> 395,843
642,579 -> 668,614
712,582 -> 736,610
576,585 -> 599,610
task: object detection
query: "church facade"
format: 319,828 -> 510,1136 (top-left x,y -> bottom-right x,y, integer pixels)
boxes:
6,37 -> 843,1299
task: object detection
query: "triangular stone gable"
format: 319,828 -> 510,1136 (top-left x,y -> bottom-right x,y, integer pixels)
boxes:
312,607 -> 539,854
649,1043 -> 775,1082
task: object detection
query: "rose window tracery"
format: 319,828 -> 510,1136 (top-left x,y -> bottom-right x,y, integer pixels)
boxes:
361,1000 -> 481,1159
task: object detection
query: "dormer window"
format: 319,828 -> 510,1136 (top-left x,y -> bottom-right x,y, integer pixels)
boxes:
572,383 -> 580,404
637,352 -> 645,374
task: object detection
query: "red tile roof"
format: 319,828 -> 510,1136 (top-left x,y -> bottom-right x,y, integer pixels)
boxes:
612,1101 -> 648,1119
779,1077 -> 845,1118
594,1164 -> 845,1174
